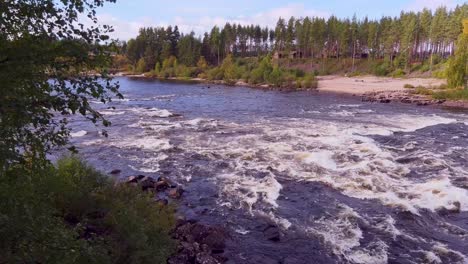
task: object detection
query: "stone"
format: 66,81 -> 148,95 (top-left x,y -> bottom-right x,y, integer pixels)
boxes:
169,187 -> 184,199
155,180 -> 170,191
110,169 -> 121,175
263,225 -> 280,242
139,176 -> 156,191
196,252 -> 222,264
125,175 -> 145,184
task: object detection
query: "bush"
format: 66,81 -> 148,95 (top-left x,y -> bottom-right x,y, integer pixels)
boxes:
433,89 -> 468,100
413,86 -> 434,96
0,157 -> 175,264
391,68 -> 406,78
135,58 -> 147,74
404,84 -> 415,89
303,74 -> 318,89
268,67 -> 283,87
374,62 -> 391,76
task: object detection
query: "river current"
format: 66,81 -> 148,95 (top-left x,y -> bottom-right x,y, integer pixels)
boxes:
66,77 -> 468,264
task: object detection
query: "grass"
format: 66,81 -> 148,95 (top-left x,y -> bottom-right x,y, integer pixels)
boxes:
0,156 -> 175,264
433,89 -> 468,100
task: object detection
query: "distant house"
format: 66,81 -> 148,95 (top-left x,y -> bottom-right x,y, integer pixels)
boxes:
273,50 -> 303,59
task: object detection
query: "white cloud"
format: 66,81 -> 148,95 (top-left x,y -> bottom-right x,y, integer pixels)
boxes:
406,0 -> 457,12
90,3 -> 329,40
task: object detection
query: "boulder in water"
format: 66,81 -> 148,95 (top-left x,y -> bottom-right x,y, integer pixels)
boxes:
110,169 -> 121,175
263,225 -> 281,242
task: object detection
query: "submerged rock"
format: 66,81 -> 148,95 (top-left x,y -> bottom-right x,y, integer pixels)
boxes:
109,169 -> 121,175
263,225 -> 281,242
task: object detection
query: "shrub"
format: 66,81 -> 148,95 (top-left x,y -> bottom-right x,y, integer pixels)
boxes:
0,157 -> 175,264
135,58 -> 147,74
404,84 -> 415,88
303,74 -> 318,89
268,67 -> 283,87
433,89 -> 468,100
374,62 -> 391,76
413,86 -> 434,96
207,67 -> 223,80
391,68 -> 406,78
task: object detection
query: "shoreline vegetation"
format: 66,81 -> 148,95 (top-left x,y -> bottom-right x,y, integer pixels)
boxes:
111,4 -> 467,103
114,72 -> 468,109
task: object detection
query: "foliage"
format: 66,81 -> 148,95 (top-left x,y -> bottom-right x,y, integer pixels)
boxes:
0,0 -> 122,169
220,54 -> 237,85
374,61 -> 391,76
0,157 -> 175,264
135,58 -> 147,73
404,84 -> 415,88
303,73 -> 318,89
447,34 -> 468,88
433,89 -> 468,100
119,4 -> 467,79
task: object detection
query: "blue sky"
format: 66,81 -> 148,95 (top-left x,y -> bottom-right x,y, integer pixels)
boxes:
93,0 -> 465,40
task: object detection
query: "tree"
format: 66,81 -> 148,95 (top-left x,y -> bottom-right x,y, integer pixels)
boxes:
136,58 -> 147,73
0,0 -> 121,169
447,29 -> 468,88
220,54 -> 236,84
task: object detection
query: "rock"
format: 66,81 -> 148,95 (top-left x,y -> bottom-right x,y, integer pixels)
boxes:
139,176 -> 156,191
155,180 -> 170,191
169,221 -> 227,264
196,252 -> 222,264
395,156 -> 419,164
263,225 -> 280,242
125,175 -> 145,184
169,187 -> 184,199
110,169 -> 121,175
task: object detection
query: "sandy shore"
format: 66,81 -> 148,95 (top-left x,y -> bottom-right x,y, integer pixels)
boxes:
317,75 -> 446,95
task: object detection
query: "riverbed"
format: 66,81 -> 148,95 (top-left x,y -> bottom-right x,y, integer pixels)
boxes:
66,77 -> 468,264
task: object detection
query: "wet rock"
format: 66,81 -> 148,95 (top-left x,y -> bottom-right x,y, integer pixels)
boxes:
125,174 -> 145,184
155,180 -> 170,191
109,169 -> 121,175
263,225 -> 281,242
196,252 -> 222,264
169,187 -> 184,199
139,176 -> 156,191
395,156 -> 419,164
169,220 -> 227,264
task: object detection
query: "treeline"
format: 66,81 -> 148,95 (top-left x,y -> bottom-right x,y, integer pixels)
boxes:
119,4 -> 467,74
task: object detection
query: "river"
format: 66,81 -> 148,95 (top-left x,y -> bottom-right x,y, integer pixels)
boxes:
66,77 -> 468,264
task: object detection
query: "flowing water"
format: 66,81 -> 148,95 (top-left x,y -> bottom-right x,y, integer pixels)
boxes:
66,77 -> 468,264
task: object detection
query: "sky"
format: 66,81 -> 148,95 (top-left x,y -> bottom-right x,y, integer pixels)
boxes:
92,0 -> 466,40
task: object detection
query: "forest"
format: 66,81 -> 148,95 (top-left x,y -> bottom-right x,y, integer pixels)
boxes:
115,4 -> 467,90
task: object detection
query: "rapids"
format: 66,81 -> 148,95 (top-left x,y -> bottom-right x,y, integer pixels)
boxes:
65,77 -> 468,264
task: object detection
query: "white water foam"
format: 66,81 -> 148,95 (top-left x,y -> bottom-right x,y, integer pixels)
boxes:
70,130 -> 87,137
307,205 -> 389,264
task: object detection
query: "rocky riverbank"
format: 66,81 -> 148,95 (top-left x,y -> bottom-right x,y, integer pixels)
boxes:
121,174 -> 228,264
361,90 -> 446,106
361,90 -> 468,109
